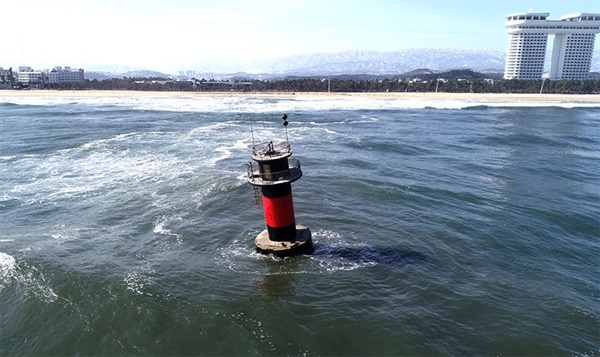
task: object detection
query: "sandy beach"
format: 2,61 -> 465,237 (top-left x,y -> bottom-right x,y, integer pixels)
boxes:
0,89 -> 599,103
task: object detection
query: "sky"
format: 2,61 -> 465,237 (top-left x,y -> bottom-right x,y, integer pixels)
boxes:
1,0 -> 599,73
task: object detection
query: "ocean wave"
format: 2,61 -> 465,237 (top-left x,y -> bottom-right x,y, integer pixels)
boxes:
210,139 -> 249,166
3,95 -> 598,113
4,131 -> 202,205
124,270 -> 156,296
0,252 -> 16,287
0,102 -> 22,107
0,252 -> 58,303
214,228 -> 428,276
151,214 -> 184,250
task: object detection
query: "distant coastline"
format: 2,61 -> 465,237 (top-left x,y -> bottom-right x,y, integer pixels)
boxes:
0,89 -> 599,103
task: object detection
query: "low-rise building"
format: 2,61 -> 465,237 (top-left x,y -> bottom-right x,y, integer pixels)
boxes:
18,67 -> 44,85
47,66 -> 84,84
0,67 -> 13,80
0,67 -> 14,88
16,65 -> 85,86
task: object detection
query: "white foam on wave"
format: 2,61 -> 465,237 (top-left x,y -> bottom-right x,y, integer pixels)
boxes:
308,229 -> 378,272
152,214 -> 184,250
572,149 -> 600,159
210,139 -> 249,167
5,95 -> 597,113
215,229 -> 379,275
153,217 -> 172,235
215,236 -> 295,275
124,272 -> 146,295
124,267 -> 156,296
0,252 -> 58,302
50,225 -> 90,242
0,252 -> 16,286
6,131 -> 197,205
189,121 -> 240,134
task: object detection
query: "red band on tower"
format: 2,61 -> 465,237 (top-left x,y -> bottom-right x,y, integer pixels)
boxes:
262,194 -> 295,228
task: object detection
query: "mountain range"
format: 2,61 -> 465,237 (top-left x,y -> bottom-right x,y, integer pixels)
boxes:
85,48 -> 600,80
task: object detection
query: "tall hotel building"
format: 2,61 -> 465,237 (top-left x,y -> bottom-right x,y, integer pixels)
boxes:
504,12 -> 600,80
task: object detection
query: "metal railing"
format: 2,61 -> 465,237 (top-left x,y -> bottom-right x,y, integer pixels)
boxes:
246,158 -> 302,184
251,141 -> 291,160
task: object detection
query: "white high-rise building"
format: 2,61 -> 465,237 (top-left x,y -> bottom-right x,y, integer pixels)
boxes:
504,12 -> 600,80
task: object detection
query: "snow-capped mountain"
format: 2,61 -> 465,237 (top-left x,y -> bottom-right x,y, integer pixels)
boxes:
88,48 -> 600,78
257,48 -> 507,75
183,48 -> 599,77
183,48 -> 508,76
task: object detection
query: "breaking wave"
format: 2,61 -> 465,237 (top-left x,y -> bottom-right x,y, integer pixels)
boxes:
0,252 -> 58,303
2,95 -> 598,113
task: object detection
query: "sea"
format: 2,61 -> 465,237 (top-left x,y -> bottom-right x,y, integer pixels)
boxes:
0,94 -> 598,356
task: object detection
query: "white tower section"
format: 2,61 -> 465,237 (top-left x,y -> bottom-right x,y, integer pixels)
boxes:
548,14 -> 600,79
504,12 -> 600,80
504,13 -> 550,80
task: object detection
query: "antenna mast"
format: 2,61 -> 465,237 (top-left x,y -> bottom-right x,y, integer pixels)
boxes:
282,114 -> 289,143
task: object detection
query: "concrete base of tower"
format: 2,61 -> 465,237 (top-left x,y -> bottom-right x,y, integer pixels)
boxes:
255,225 -> 314,257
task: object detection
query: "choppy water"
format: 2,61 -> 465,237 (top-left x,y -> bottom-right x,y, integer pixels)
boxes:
0,95 -> 598,356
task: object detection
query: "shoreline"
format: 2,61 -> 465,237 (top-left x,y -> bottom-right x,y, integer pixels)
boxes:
0,89 -> 599,102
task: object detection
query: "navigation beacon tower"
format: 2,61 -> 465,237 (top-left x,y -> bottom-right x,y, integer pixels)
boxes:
246,115 -> 314,257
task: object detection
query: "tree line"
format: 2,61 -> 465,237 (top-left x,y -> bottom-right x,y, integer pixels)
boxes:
21,76 -> 600,94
